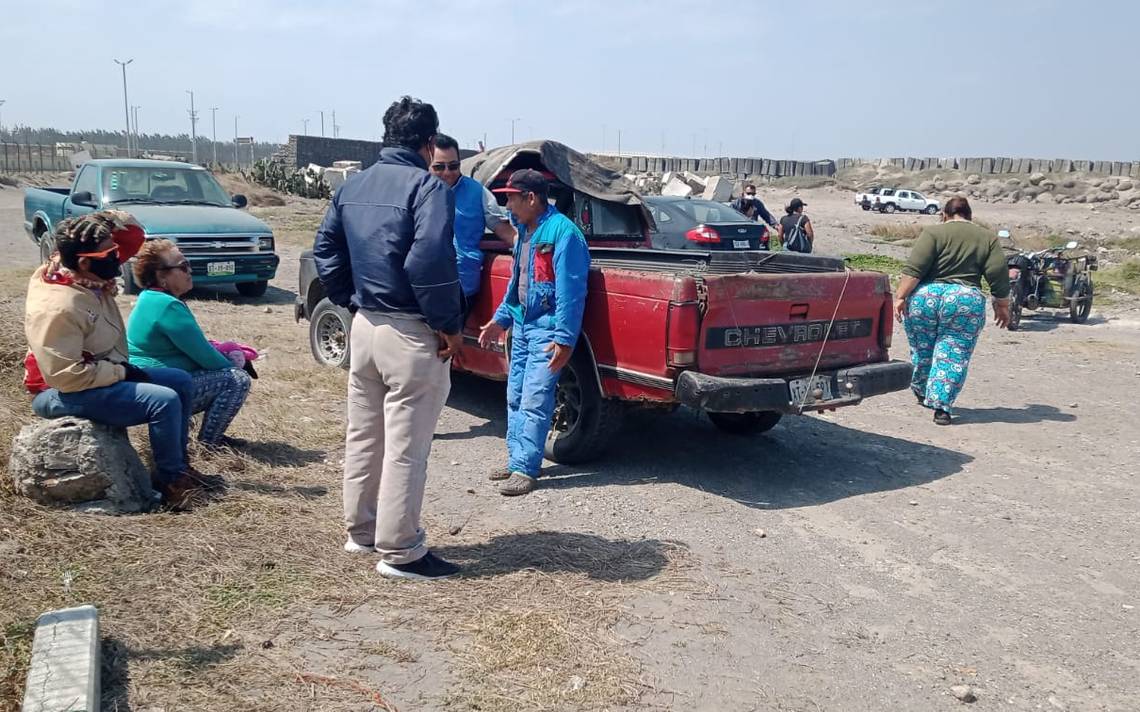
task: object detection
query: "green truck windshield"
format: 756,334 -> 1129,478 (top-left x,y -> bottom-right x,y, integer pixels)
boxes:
104,167 -> 231,206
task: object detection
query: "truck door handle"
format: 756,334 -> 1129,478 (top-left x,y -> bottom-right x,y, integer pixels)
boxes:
789,303 -> 810,320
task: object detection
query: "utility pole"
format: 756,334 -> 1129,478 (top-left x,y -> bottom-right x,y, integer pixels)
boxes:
510,117 -> 520,144
114,59 -> 133,157
320,111 -> 325,137
331,110 -> 337,138
186,90 -> 198,164
234,115 -> 239,166
0,99 -> 5,135
131,106 -> 141,155
302,118 -> 309,135
209,107 -> 219,165
617,129 -> 622,156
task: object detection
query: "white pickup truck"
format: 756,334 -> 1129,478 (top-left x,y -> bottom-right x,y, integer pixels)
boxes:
858,188 -> 940,214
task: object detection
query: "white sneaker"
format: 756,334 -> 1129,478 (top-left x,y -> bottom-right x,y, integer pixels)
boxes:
344,540 -> 375,554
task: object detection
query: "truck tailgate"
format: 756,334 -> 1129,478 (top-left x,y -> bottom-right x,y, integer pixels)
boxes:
698,270 -> 891,377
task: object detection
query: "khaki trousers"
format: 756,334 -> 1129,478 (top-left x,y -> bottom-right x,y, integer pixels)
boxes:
343,310 -> 450,564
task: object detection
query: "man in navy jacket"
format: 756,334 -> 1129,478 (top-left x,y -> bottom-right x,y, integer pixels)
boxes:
314,96 -> 462,581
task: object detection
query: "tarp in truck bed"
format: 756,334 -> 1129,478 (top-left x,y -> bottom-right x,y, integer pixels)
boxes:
462,140 -> 643,206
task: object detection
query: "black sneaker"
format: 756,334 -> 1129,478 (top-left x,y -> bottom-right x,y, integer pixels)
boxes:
376,551 -> 461,581
933,409 -> 952,426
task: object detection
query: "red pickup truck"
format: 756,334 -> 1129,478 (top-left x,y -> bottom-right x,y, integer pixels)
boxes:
296,141 -> 911,464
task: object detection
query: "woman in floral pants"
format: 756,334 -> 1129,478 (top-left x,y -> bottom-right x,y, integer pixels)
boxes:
895,197 -> 1011,425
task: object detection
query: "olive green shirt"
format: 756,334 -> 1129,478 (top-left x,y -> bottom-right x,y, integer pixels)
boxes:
902,221 -> 1010,298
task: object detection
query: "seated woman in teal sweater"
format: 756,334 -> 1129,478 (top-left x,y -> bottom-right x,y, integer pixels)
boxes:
127,240 -> 251,447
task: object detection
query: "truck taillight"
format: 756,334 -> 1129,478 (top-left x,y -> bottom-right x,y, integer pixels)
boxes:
685,225 -> 720,244
667,302 -> 700,367
879,298 -> 893,350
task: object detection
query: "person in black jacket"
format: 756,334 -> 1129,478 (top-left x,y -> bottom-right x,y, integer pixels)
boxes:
732,183 -> 777,229
313,96 -> 463,581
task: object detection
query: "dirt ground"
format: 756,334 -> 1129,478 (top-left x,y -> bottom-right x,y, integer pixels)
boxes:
1,183 -> 1139,711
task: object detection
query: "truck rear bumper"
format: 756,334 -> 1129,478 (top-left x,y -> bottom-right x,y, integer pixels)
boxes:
675,360 -> 913,414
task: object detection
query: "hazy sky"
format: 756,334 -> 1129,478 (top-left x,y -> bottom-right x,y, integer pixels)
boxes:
3,0 -> 1137,160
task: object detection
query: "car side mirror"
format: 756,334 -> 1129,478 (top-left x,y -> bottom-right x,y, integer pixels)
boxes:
232,194 -> 248,209
71,191 -> 97,208
1065,240 -> 1078,250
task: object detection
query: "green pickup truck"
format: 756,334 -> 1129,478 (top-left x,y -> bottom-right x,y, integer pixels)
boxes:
23,159 -> 279,297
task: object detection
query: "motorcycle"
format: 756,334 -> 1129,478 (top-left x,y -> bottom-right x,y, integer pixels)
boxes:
1002,232 -> 1097,330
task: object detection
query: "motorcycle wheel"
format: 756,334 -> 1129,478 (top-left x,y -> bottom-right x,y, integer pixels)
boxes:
1007,284 -> 1022,331
1069,277 -> 1093,323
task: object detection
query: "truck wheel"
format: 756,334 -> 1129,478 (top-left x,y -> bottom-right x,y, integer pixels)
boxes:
38,232 -> 54,264
924,205 -> 939,215
883,202 -> 897,214
236,280 -> 269,298
310,298 -> 352,369
544,348 -> 624,465
707,411 -> 783,435
861,204 -> 871,211
120,262 -> 140,295
1069,277 -> 1093,323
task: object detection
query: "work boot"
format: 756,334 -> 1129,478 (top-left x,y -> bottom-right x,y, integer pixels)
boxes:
159,473 -> 206,510
488,467 -> 511,481
499,472 -> 537,497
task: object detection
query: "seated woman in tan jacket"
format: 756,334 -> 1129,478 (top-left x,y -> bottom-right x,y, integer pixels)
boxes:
23,211 -> 203,506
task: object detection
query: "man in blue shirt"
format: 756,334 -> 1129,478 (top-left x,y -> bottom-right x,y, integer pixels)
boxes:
314,96 -> 462,581
428,134 -> 516,322
478,170 -> 591,496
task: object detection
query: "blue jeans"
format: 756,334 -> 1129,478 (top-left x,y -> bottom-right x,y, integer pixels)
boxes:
190,368 -> 251,444
31,367 -> 193,484
505,323 -> 563,478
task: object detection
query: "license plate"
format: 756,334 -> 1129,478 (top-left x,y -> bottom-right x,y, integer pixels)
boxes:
207,261 -> 235,276
733,239 -> 751,249
788,375 -> 834,404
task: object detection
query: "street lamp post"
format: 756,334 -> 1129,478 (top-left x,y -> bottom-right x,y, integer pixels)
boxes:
113,59 -> 133,157
186,91 -> 198,164
510,117 -> 520,144
233,115 -> 240,166
0,100 -> 6,135
131,106 -> 141,155
302,118 -> 309,136
209,107 -> 219,165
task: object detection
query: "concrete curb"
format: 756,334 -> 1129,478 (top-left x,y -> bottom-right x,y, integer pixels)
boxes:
22,605 -> 100,712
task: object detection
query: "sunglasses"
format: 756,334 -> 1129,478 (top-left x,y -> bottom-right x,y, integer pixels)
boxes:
430,161 -> 461,172
159,261 -> 191,273
76,245 -> 119,259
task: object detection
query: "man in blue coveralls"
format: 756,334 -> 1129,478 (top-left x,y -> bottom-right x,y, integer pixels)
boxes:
478,169 -> 591,496
428,134 -> 516,321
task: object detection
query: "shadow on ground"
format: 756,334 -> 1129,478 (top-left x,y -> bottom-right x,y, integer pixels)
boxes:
102,637 -> 242,710
185,284 -> 296,306
436,531 -> 678,582
445,373 -> 972,510
952,403 -> 1077,425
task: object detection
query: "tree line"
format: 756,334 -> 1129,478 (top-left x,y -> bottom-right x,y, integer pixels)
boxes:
0,125 -> 281,161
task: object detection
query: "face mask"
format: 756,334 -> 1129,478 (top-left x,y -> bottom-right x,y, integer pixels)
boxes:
746,194 -> 757,200
87,255 -> 121,281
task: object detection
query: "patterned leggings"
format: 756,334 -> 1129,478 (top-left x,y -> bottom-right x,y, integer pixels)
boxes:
904,283 -> 987,414
190,368 -> 252,444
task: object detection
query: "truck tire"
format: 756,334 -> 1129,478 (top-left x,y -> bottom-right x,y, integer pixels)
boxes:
707,411 -> 783,435
309,298 -> 352,369
883,202 -> 897,214
544,347 -> 624,465
924,204 -> 939,215
120,262 -> 140,295
236,280 -> 269,298
37,231 -> 54,264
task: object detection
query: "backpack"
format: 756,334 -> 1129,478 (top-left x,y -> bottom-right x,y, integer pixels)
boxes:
784,215 -> 811,253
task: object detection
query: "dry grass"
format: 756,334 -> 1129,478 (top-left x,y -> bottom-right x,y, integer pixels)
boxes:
868,223 -> 923,243
0,267 -> 691,711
